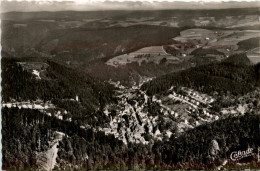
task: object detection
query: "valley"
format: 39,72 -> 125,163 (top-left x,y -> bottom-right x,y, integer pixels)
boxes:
100,79 -> 219,144
1,6 -> 260,171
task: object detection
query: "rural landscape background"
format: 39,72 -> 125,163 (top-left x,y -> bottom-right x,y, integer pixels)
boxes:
1,1 -> 260,170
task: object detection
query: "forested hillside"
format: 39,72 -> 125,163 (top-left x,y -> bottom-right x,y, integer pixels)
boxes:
1,58 -> 115,126
3,107 -> 260,170
191,48 -> 225,57
2,57 -> 114,103
2,23 -> 183,63
142,53 -> 259,96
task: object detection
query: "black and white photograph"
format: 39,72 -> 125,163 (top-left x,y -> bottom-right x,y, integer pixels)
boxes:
1,0 -> 260,170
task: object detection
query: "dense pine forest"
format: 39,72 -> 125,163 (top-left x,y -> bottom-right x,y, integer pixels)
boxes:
2,58 -> 115,103
1,58 -> 116,126
142,53 -> 260,96
2,107 -> 260,170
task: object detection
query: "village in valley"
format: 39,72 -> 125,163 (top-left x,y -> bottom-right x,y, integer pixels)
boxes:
3,59 -> 259,147
98,79 -> 256,145
2,3 -> 260,170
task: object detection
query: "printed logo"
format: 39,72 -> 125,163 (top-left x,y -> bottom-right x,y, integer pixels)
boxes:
230,148 -> 254,161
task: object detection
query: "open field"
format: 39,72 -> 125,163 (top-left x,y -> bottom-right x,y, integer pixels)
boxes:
247,47 -> 260,64
175,29 -> 260,56
106,46 -> 180,67
17,62 -> 49,79
107,28 -> 260,68
210,30 -> 260,50
226,15 -> 260,28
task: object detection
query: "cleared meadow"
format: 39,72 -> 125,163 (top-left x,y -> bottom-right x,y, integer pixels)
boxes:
106,46 -> 180,67
247,47 -> 260,64
106,28 -> 260,67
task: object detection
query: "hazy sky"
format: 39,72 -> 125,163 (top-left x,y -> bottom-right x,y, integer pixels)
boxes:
2,1 -> 260,13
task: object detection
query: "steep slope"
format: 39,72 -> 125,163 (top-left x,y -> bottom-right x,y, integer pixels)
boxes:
2,56 -> 260,170
3,106 -> 259,170
142,53 -> 259,96
37,132 -> 64,171
1,57 -> 115,126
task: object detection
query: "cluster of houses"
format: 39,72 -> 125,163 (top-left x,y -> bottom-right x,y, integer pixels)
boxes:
103,79 -> 224,144
2,99 -> 55,110
101,92 -> 154,144
181,87 -> 215,106
100,81 -> 221,144
152,87 -> 220,132
2,99 -> 72,122
100,81 -> 172,144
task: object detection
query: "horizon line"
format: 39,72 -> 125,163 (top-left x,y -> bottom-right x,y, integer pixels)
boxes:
2,6 -> 260,14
